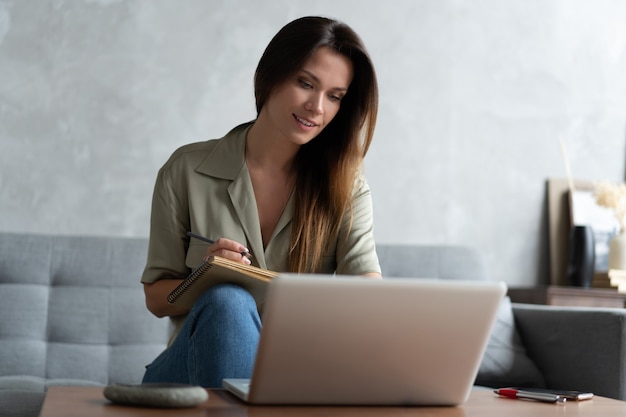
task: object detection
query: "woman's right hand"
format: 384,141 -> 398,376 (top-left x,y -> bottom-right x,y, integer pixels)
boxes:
204,237 -> 252,265
144,238 -> 251,318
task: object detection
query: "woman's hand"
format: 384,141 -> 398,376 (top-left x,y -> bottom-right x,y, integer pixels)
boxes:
204,237 -> 252,265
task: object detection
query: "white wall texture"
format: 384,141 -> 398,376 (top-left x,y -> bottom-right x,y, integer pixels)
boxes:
1,0 -> 625,285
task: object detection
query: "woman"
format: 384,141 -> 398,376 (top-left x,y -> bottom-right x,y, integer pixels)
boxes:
141,16 -> 381,387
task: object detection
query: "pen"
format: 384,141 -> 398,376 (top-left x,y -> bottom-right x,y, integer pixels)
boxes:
494,388 -> 566,403
186,231 -> 252,259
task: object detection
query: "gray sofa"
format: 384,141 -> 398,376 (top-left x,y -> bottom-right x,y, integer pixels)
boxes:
1,233 -> 626,417
0,233 -> 171,417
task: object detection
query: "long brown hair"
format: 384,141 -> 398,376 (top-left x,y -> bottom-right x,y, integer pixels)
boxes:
254,16 -> 378,272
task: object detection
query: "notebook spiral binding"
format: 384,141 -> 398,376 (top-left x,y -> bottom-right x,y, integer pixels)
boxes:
167,262 -> 214,303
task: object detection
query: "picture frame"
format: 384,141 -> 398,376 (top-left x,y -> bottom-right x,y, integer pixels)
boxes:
548,178 -> 620,286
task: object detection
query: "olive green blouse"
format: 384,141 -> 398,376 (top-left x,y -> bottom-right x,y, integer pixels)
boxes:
141,122 -> 381,342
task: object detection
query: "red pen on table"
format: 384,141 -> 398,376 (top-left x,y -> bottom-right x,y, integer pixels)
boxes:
494,388 -> 567,403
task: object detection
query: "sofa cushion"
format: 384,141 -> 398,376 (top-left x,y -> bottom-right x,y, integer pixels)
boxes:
475,297 -> 546,388
0,377 -> 104,417
377,245 -> 486,281
0,390 -> 45,417
0,376 -> 46,391
0,233 -> 170,386
0,375 -> 105,391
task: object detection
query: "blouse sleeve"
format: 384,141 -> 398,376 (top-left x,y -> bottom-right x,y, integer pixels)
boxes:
334,175 -> 381,276
141,160 -> 191,284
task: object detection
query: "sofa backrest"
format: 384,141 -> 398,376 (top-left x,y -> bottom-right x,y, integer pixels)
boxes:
376,244 -> 486,281
0,232 -> 170,386
0,232 -> 485,387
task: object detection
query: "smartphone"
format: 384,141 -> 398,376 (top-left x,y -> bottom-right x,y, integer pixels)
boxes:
513,387 -> 594,401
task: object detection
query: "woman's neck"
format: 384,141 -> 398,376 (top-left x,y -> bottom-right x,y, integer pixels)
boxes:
245,119 -> 298,248
246,119 -> 298,174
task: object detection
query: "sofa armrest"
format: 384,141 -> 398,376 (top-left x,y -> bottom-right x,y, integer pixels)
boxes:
512,303 -> 626,400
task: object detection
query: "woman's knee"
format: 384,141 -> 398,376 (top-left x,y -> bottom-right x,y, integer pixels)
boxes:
186,284 -> 261,344
191,284 -> 257,317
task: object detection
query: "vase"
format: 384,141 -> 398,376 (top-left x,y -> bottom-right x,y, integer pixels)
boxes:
566,225 -> 595,288
608,232 -> 626,271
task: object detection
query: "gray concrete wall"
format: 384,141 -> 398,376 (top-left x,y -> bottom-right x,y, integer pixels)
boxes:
1,0 -> 625,285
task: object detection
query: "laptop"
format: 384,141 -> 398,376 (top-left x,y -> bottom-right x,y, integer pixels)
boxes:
223,275 -> 506,406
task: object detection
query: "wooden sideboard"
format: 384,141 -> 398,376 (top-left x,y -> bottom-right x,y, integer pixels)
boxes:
508,286 -> 626,308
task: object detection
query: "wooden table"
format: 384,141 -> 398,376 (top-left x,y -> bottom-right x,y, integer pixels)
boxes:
38,386 -> 626,417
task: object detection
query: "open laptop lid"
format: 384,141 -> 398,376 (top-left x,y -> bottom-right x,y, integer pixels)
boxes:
227,275 -> 506,406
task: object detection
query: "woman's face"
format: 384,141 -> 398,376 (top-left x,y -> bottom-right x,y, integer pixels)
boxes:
260,46 -> 353,147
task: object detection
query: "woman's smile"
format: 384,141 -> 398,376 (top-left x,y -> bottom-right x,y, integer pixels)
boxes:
293,114 -> 318,129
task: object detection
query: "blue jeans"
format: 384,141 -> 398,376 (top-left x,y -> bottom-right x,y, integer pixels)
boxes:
142,284 -> 261,388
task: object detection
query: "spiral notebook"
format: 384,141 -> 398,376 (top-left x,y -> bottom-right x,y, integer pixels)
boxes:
167,256 -> 278,308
